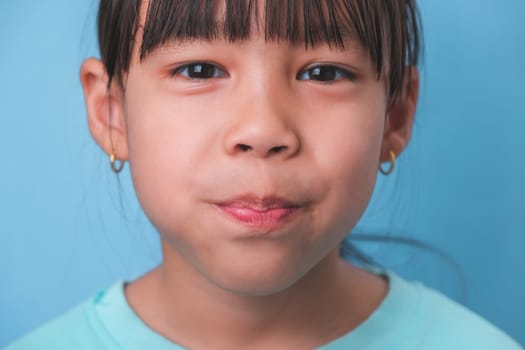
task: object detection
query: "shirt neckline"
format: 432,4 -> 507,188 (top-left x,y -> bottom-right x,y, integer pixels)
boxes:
93,268 -> 421,349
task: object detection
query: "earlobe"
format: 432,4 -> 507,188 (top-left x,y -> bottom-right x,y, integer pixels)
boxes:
380,67 -> 420,163
79,58 -> 129,161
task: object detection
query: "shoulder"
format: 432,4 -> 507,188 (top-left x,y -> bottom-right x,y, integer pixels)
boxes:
390,272 -> 523,350
4,290 -> 118,350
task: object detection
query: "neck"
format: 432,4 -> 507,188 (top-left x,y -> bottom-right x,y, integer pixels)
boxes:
125,246 -> 387,349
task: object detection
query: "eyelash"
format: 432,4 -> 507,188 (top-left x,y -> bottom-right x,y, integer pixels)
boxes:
171,62 -> 227,80
297,65 -> 356,82
170,62 -> 356,83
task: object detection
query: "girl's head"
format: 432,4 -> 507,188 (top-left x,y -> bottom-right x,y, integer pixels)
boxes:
80,0 -> 420,295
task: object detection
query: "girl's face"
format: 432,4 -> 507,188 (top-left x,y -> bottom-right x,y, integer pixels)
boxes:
82,15 -> 416,295
127,36 -> 385,292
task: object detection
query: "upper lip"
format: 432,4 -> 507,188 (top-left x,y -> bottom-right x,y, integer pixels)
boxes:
214,194 -> 301,212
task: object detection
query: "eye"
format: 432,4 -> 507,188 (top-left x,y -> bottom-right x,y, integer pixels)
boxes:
297,65 -> 356,82
171,62 -> 227,80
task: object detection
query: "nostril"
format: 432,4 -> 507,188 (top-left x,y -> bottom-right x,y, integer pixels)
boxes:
269,145 -> 288,155
236,144 -> 252,152
234,144 -> 289,155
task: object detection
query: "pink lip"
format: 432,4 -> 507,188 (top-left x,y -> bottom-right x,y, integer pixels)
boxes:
213,195 -> 301,229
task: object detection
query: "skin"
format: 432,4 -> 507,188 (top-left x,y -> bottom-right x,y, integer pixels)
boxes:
80,6 -> 419,349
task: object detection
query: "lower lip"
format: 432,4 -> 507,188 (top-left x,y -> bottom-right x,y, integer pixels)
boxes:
216,206 -> 299,229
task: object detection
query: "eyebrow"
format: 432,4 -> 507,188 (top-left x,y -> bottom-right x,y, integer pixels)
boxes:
141,36 -> 365,67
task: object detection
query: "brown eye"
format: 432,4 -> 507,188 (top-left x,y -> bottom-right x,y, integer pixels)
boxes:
298,65 -> 355,82
173,63 -> 227,79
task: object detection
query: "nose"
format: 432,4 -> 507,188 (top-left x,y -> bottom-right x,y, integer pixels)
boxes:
223,93 -> 301,160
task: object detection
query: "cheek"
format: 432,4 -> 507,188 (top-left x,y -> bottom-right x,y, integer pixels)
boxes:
122,88 -> 216,235
305,101 -> 385,236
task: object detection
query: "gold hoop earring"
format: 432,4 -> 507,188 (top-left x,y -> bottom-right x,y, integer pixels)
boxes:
110,153 -> 125,174
379,150 -> 396,176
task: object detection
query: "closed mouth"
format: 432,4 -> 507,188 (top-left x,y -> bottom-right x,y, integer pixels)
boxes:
213,194 -> 303,229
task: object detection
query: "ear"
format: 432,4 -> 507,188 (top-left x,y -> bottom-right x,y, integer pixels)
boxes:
80,58 -> 129,161
380,67 -> 419,164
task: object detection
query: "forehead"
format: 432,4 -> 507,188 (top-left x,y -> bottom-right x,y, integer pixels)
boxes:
137,0 -> 369,59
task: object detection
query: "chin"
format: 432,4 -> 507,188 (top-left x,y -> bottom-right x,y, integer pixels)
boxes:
214,271 -> 302,297
202,247 -> 317,297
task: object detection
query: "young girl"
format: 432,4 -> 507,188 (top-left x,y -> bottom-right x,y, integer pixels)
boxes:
6,0 -> 523,349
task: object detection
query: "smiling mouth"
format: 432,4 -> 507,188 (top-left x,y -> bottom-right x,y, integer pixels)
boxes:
213,194 -> 302,230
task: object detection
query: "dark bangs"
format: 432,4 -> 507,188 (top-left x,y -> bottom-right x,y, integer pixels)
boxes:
98,0 -> 421,102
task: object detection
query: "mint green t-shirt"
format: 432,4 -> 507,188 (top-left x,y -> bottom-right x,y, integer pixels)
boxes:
5,271 -> 523,349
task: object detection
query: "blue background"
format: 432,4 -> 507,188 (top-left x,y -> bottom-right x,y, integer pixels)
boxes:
0,0 -> 523,347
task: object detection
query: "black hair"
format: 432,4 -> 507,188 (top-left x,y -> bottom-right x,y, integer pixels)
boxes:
97,0 -> 422,103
